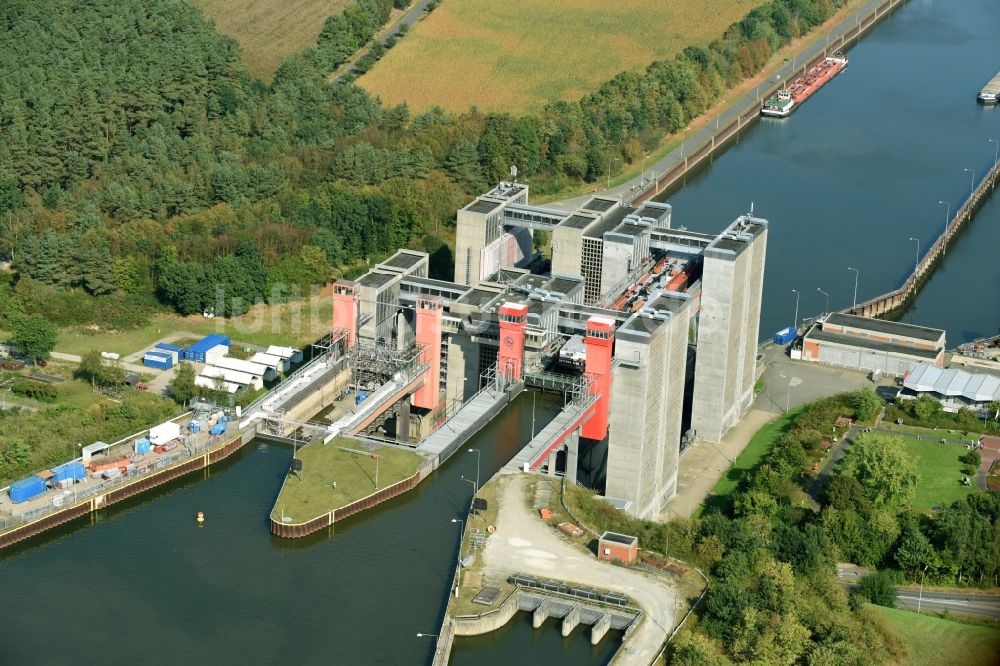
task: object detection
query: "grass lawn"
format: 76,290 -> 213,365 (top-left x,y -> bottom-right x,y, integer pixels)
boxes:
189,0 -> 351,80
698,410 -> 798,517
52,298 -> 333,357
271,438 -> 424,523
359,0 -> 767,114
901,436 -> 978,512
881,421 -> 984,444
872,605 -> 1000,666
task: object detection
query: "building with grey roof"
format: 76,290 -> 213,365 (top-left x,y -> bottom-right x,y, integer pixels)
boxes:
899,363 -> 1000,414
800,314 -> 945,376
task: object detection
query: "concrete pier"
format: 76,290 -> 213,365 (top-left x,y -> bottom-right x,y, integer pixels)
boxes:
533,598 -> 551,628
561,606 -> 581,637
591,613 -> 611,645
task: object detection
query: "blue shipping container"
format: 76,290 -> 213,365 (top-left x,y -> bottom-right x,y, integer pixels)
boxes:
143,351 -> 173,369
50,461 -> 86,482
209,422 -> 227,436
9,475 -> 46,503
135,438 -> 152,454
184,334 -> 232,362
774,327 -> 797,345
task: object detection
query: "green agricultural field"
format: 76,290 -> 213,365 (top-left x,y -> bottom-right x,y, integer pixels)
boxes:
359,0 -> 767,114
873,606 -> 1000,666
902,435 -> 978,512
190,0 -> 352,80
271,438 -> 425,523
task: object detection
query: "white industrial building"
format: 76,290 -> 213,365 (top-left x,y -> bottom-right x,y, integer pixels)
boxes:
899,363 -> 1000,415
208,356 -> 274,382
199,365 -> 263,391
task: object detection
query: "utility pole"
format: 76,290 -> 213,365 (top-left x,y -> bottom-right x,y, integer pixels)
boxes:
847,267 -> 859,309
791,289 -> 800,332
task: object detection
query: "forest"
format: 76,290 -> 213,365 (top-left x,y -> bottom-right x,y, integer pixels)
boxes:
0,0 -> 845,326
569,391 -> 1000,664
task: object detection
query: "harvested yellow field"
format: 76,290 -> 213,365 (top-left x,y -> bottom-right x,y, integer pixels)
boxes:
191,0 -> 351,80
359,0 -> 767,113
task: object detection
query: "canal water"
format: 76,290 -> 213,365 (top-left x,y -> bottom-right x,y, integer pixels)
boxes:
656,0 -> 1000,344
0,391 -> 623,665
4,3 -> 998,665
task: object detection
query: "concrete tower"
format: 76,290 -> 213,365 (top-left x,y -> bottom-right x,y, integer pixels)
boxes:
605,293 -> 692,519
690,215 -> 768,442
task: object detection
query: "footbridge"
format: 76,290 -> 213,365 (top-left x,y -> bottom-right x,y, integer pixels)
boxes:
416,367 -> 525,465
506,373 -> 598,481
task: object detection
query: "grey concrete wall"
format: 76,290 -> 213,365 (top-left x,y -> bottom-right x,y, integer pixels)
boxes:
453,590 -> 522,636
445,335 -> 480,405
455,210 -> 486,285
551,226 -> 584,280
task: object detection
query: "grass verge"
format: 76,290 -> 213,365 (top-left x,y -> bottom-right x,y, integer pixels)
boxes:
871,605 -> 1000,666
697,410 -> 799,517
900,435 -> 978,512
270,438 -> 424,524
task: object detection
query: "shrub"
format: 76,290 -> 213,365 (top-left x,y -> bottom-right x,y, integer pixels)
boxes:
10,379 -> 58,403
858,570 -> 897,607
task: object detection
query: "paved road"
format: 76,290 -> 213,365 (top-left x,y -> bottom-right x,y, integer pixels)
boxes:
483,473 -> 681,665
328,0 -> 434,84
836,565 -> 1000,618
50,351 -> 156,376
550,0 -> 895,211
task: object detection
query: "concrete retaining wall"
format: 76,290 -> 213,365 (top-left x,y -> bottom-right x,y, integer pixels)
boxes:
452,589 -> 523,636
269,462 -> 434,538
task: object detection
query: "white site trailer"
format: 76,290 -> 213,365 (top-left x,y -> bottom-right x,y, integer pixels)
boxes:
209,356 -> 275,382
266,345 -> 302,364
194,375 -> 241,395
250,352 -> 286,373
199,365 -> 263,391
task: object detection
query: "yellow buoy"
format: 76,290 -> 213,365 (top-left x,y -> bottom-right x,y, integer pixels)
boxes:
197,511 -> 205,524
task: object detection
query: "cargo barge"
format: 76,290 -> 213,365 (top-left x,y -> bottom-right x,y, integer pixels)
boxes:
762,54 -> 848,117
979,70 -> 1000,105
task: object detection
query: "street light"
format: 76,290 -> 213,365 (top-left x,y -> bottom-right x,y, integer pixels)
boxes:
963,167 -> 975,199
451,518 -> 465,596
908,236 -> 920,273
416,633 -> 437,638
937,200 -> 950,255
917,564 -> 929,613
990,138 -> 999,167
816,288 -> 830,317
466,448 -> 480,491
847,267 -> 859,309
716,101 -> 726,130
641,153 -> 649,184
460,476 -> 477,515
607,156 -> 619,189
791,289 -> 800,332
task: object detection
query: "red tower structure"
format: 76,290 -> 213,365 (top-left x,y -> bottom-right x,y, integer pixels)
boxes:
332,280 -> 359,349
498,302 -> 528,381
582,316 -> 615,440
413,295 -> 443,409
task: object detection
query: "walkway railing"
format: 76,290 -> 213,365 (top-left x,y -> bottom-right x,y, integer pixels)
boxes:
847,155 -> 1000,318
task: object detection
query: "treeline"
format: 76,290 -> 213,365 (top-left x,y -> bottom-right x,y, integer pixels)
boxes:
1,0 -> 844,327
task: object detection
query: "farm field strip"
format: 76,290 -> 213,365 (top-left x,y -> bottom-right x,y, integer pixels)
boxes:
359,0 -> 768,113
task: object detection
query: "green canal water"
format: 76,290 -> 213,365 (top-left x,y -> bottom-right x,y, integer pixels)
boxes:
656,0 -> 999,344
0,392 -> 620,665
3,2 -> 999,665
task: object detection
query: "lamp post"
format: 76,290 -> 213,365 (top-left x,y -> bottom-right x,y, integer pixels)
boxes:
641,154 -> 649,185
816,288 -> 830,317
466,448 -> 480,492
791,289 -> 800,332
607,156 -> 619,189
908,236 -> 920,273
451,518 -> 465,596
938,200 -> 950,255
847,267 -> 859,309
963,167 -> 975,199
460,476 -> 477,516
917,564 -> 929,613
716,102 -> 726,130
416,633 -> 437,638
990,138 -> 999,166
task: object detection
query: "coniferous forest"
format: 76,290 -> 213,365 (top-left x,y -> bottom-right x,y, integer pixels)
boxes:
0,0 -> 845,324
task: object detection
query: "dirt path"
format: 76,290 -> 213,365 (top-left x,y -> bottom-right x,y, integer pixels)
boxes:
482,472 -> 680,665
